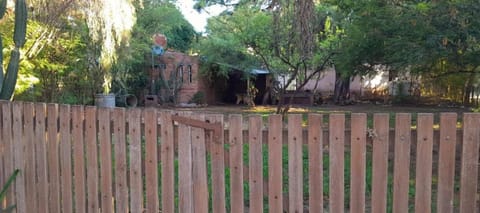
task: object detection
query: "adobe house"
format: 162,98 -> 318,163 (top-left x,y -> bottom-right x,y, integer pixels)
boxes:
145,51 -> 215,106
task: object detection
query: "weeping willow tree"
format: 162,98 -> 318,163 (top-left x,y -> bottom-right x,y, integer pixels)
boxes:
83,0 -> 138,94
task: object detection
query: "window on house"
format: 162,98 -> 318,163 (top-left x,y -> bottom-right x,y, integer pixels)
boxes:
188,65 -> 193,83
177,65 -> 184,83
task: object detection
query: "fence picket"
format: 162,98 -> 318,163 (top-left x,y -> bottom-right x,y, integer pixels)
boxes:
12,102 -> 26,213
392,113 -> 412,213
71,105 -> 86,213
459,113 -> 480,213
268,114 -> 283,213
47,103 -> 60,213
0,101 -> 14,208
192,114 -> 209,213
206,114 -> 226,213
35,103 -> 49,213
85,106 -> 99,213
329,114 -> 345,213
128,108 -> 143,213
160,111 -> 174,213
59,105 -> 73,213
436,113 -> 457,213
308,114 -> 323,213
229,114 -> 244,213
248,115 -> 263,212
113,108 -> 128,213
288,114 -> 303,213
414,114 -> 434,213
23,103 -> 37,212
178,112 -> 194,213
371,114 -> 389,213
144,108 -> 160,212
98,108 -> 113,213
350,113 -> 367,213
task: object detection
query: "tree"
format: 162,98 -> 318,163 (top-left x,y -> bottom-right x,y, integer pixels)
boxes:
110,1 -> 197,104
332,0 -> 480,105
197,1 -> 340,114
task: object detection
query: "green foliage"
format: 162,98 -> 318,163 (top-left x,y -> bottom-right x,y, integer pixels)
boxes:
332,0 -> 480,104
0,169 -> 19,213
189,91 -> 205,104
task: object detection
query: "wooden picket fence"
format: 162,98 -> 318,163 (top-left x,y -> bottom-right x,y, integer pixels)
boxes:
0,101 -> 479,213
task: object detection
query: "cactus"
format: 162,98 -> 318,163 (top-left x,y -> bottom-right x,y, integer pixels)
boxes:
0,0 -> 27,100
0,0 -> 6,19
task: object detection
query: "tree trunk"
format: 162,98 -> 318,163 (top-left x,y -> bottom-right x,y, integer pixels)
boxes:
333,73 -> 351,105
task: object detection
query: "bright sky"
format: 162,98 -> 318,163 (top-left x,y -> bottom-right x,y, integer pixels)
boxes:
175,0 -> 226,32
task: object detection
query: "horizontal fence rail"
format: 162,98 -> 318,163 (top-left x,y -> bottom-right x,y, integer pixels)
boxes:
0,101 -> 479,213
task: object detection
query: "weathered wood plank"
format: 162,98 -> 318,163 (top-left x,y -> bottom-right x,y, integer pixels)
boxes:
268,114 -> 283,213
1,101 -> 14,208
128,108 -> 143,213
350,113 -> 367,213
414,114 -> 434,213
160,111 -> 174,213
113,108 -> 128,213
308,114 -> 323,213
178,111 -> 194,213
98,107 -> 113,213
59,105 -> 73,213
248,115 -> 263,212
144,108 -> 159,213
436,113 -> 457,213
288,114 -> 303,213
459,113 -> 480,213
71,105 -> 85,213
192,113 -> 209,213
206,114 -> 226,213
35,103 -> 49,213
85,106 -> 99,213
229,114 -> 244,213
329,113 -> 345,213
371,114 -> 389,213
23,102 -> 37,212
12,102 -> 26,213
392,113 -> 411,213
47,103 -> 60,213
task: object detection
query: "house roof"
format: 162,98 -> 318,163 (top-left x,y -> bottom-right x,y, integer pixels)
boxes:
251,69 -> 270,75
